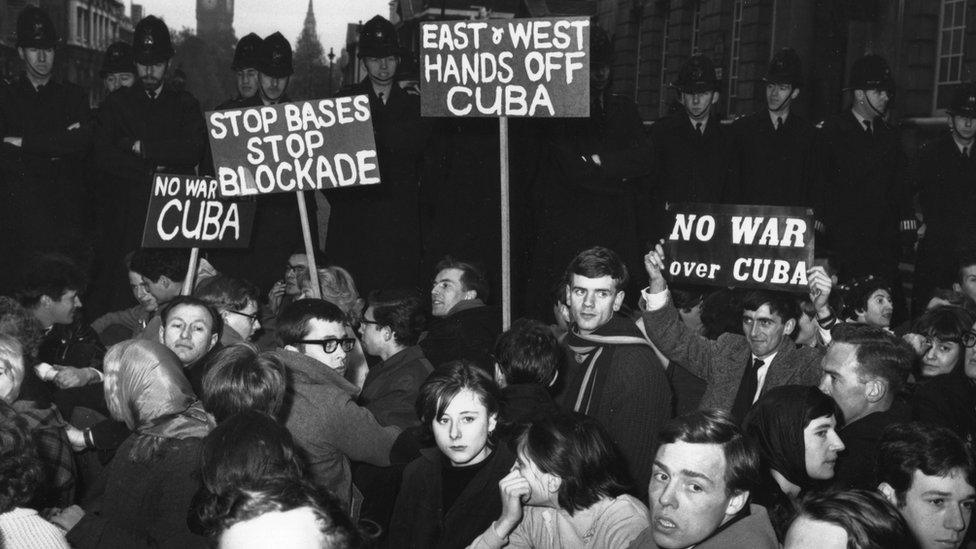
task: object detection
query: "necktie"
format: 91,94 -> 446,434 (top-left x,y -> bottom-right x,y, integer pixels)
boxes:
695,122 -> 703,135
730,358 -> 765,422
776,116 -> 783,130
377,91 -> 385,104
863,119 -> 872,135
963,146 -> 969,158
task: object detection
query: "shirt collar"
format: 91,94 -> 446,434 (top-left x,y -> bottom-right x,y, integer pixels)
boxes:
768,110 -> 788,127
851,108 -> 872,129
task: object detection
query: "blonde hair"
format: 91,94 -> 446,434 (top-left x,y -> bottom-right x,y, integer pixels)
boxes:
299,266 -> 364,321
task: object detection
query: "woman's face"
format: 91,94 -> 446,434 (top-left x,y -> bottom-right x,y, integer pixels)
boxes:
513,447 -> 557,507
803,415 -> 845,480
432,388 -> 497,467
921,336 -> 963,377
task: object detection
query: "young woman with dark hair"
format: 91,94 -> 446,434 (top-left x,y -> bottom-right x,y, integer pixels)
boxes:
389,360 -> 513,548
743,385 -> 845,541
469,414 -> 649,548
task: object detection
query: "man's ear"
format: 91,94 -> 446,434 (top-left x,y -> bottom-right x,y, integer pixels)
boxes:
612,290 -> 626,312
284,344 -> 299,353
545,474 -> 562,495
463,289 -> 477,301
39,295 -> 53,307
865,378 -> 887,403
725,490 -> 749,517
783,318 -> 797,337
954,282 -> 963,293
854,89 -> 866,103
711,91 -> 721,104
493,364 -> 506,387
790,88 -> 800,101
158,275 -> 173,289
878,482 -> 898,505
208,333 -> 218,350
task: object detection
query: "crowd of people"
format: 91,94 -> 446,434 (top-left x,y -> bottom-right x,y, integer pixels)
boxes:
3,3 -> 976,549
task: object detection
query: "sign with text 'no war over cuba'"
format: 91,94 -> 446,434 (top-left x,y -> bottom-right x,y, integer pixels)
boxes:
142,174 -> 256,248
421,17 -> 590,117
206,96 -> 380,197
665,203 -> 815,292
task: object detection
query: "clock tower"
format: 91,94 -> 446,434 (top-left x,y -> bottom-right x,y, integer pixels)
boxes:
197,0 -> 234,38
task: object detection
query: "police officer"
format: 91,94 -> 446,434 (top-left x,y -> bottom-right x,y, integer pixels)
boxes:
912,82 -> 976,314
326,15 -> 432,293
91,15 -> 205,314
216,33 -> 262,109
211,31 -> 313,293
649,54 -> 734,238
0,6 -> 92,285
99,41 -> 136,95
816,55 -> 915,298
524,26 -> 653,317
729,48 -> 820,214
253,32 -> 293,106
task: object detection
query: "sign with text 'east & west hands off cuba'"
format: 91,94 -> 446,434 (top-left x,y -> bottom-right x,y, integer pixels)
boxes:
420,17 -> 590,117
665,203 -> 815,292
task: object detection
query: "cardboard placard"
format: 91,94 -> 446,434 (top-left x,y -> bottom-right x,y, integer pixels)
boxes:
420,17 -> 590,117
142,174 -> 256,248
206,97 -> 381,197
664,203 -> 815,291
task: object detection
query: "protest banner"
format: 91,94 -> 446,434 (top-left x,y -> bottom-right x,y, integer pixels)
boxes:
206,97 -> 380,198
142,174 -> 256,249
664,203 -> 815,292
421,16 -> 591,328
420,17 -> 590,117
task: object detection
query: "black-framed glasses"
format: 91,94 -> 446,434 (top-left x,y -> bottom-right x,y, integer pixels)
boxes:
226,309 -> 260,325
360,318 -> 382,328
296,337 -> 356,353
963,331 -> 976,348
285,263 -> 308,273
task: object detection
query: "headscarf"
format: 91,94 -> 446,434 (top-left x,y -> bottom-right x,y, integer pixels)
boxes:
103,340 -> 214,462
743,385 -> 836,489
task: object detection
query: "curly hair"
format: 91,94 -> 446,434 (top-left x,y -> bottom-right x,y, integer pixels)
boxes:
0,296 -> 45,359
0,402 -> 42,513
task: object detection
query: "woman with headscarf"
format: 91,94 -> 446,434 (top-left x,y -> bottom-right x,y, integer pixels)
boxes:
48,340 -> 214,548
742,385 -> 845,542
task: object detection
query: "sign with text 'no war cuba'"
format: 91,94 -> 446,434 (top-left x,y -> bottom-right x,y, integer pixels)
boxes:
142,174 -> 256,248
665,203 -> 815,292
206,96 -> 380,198
421,17 -> 590,117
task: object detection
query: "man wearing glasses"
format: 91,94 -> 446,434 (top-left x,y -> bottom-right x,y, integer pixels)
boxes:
273,298 -> 401,518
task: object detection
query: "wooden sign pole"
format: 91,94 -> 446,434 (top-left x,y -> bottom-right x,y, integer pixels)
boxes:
181,247 -> 200,296
297,192 -> 322,299
499,116 -> 511,330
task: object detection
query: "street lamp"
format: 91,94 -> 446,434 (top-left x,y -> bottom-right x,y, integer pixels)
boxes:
327,47 -> 335,95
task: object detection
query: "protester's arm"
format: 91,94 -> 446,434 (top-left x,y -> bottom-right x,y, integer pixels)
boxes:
335,396 -> 401,466
140,95 -> 206,167
367,369 -> 429,428
807,267 -> 835,346
639,245 -> 721,378
466,470 -> 533,549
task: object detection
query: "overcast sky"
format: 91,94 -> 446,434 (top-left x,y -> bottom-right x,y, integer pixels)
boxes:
135,0 -> 390,57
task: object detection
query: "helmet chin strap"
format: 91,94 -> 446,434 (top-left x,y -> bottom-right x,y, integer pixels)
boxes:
864,91 -> 887,119
769,92 -> 792,114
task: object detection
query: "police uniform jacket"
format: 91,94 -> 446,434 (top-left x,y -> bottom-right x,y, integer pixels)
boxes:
729,111 -> 820,213
649,112 -> 734,209
0,75 -> 92,257
94,83 -> 205,250
326,79 -> 431,293
916,133 -> 976,253
527,92 -> 653,315
815,111 -> 914,279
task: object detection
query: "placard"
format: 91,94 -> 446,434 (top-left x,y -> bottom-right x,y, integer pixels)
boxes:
664,203 -> 815,291
420,17 -> 590,117
206,97 -> 381,197
142,174 -> 256,248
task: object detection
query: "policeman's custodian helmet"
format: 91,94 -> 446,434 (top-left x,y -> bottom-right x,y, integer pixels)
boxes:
764,47 -> 803,87
258,32 -> 293,78
948,82 -> 976,118
232,33 -> 263,71
590,26 -> 614,67
133,16 -> 175,65
358,15 -> 403,58
100,41 -> 135,77
673,54 -> 720,94
848,54 -> 895,93
16,6 -> 58,49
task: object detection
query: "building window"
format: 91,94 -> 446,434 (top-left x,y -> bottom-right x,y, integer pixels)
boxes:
691,2 -> 702,55
727,0 -> 743,115
660,8 -> 671,117
935,0 -> 967,110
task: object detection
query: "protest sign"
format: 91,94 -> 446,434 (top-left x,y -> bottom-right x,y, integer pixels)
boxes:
664,203 -> 815,291
420,17 -> 590,117
206,97 -> 381,198
142,174 -> 256,248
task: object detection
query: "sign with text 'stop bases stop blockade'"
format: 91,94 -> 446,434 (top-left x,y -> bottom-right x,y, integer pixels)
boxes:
420,17 -> 590,118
